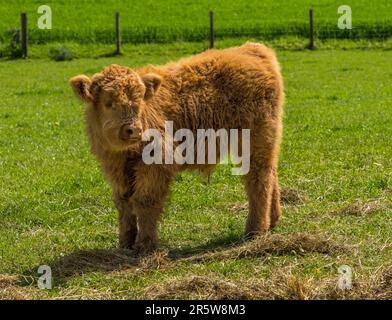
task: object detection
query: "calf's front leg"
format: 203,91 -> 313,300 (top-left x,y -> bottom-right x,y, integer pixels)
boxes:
114,195 -> 138,249
132,203 -> 162,254
131,166 -> 172,254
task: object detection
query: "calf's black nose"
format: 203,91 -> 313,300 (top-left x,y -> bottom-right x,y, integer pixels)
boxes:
120,124 -> 139,141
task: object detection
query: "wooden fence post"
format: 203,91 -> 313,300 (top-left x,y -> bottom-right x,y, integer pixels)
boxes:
21,13 -> 28,58
115,12 -> 121,55
309,8 -> 314,49
209,11 -> 214,49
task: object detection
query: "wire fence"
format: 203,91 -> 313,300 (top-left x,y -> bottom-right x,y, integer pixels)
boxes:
1,9 -> 392,59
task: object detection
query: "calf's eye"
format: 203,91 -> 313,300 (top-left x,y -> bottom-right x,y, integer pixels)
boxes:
105,100 -> 113,108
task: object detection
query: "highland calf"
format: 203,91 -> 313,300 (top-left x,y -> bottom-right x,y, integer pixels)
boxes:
70,43 -> 284,253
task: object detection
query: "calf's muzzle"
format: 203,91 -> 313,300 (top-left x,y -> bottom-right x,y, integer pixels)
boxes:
120,124 -> 141,141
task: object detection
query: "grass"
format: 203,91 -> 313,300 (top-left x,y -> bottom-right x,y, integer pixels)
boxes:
0,0 -> 392,44
0,41 -> 391,299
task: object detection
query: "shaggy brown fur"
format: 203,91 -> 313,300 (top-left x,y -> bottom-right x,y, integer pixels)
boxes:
70,43 -> 284,253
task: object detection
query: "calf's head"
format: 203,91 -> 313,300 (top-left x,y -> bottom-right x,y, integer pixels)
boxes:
70,64 -> 161,152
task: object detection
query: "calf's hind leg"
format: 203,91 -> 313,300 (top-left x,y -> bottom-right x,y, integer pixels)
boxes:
269,171 -> 281,229
243,123 -> 281,236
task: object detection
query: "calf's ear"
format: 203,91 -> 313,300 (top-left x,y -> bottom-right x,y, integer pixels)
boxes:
69,75 -> 92,102
141,73 -> 162,100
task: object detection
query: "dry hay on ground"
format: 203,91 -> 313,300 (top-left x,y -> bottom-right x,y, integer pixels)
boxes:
2,232 -> 353,299
143,265 -> 392,300
51,232 -> 347,279
0,274 -> 40,300
280,188 -> 309,205
335,199 -> 389,216
178,232 -> 349,263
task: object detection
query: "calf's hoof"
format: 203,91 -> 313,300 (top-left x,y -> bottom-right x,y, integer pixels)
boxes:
119,240 -> 134,250
244,231 -> 259,241
132,240 -> 157,256
119,235 -> 136,250
269,219 -> 279,230
244,228 -> 269,240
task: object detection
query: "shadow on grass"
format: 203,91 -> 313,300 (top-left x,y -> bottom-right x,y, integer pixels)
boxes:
18,248 -> 140,287
95,51 -> 122,58
21,231 -> 348,288
50,248 -> 140,279
20,233 -> 244,286
167,233 -> 244,259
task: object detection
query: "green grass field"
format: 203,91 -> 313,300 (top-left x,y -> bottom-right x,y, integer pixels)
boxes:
1,0 -> 392,44
0,41 -> 391,299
